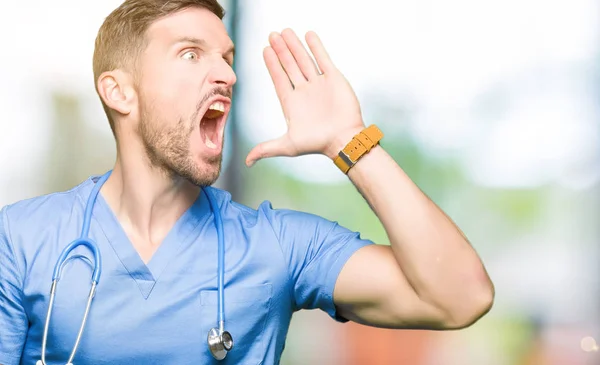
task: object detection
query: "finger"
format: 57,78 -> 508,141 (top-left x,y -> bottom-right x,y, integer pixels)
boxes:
305,31 -> 335,74
263,46 -> 293,104
281,28 -> 320,80
268,32 -> 307,87
246,134 -> 295,167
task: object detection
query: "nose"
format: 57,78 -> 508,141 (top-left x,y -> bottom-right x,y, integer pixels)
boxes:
208,57 -> 237,89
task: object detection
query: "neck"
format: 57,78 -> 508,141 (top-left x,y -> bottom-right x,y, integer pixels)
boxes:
101,150 -> 201,244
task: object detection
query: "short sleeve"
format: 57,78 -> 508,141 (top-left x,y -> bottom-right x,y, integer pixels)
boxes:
0,207 -> 27,365
261,202 -> 374,322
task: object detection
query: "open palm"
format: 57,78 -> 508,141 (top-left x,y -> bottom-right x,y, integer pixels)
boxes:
246,29 -> 365,167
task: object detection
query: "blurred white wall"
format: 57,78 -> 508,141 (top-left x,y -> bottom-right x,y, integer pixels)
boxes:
236,0 -> 600,188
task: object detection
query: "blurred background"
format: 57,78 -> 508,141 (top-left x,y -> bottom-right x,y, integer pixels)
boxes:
1,0 -> 599,364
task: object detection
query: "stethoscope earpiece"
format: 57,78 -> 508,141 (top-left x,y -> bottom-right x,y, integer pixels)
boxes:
208,327 -> 234,360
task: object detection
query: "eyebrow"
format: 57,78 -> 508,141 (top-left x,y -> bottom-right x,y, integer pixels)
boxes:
174,36 -> 235,57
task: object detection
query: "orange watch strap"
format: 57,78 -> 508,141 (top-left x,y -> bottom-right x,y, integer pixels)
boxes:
362,124 -> 384,147
333,154 -> 352,173
333,125 -> 383,174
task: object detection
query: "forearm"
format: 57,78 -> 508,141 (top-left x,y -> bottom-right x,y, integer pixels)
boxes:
328,129 -> 494,325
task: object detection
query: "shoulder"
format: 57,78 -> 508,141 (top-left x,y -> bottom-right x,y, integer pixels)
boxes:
1,176 -> 93,239
204,186 -> 328,232
203,186 -> 261,224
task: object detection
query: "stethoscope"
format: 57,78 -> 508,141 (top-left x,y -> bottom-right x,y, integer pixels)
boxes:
37,171 -> 233,365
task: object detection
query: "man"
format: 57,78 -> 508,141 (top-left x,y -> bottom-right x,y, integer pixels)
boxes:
0,0 -> 494,364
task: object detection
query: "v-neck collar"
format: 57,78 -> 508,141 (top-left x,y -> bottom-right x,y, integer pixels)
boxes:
81,175 -> 212,299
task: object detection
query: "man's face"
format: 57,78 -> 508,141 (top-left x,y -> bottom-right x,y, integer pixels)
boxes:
135,7 -> 236,186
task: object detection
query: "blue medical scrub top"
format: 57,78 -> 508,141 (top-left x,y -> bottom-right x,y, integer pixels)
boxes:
0,174 -> 373,365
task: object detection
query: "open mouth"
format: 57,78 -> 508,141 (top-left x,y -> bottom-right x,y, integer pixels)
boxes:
199,100 -> 228,150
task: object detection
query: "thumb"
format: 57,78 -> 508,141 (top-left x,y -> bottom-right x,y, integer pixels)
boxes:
246,134 -> 294,167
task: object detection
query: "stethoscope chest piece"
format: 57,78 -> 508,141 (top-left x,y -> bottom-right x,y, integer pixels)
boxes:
207,327 -> 233,360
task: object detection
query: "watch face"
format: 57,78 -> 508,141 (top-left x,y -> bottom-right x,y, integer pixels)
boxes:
222,331 -> 233,351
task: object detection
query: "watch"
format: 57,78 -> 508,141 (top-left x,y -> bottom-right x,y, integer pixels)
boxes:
333,124 -> 384,174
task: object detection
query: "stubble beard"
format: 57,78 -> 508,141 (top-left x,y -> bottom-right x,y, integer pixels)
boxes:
137,101 -> 223,187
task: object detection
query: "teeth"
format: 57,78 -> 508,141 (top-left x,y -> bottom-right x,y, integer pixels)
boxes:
208,101 -> 225,112
205,134 -> 217,149
204,101 -> 225,119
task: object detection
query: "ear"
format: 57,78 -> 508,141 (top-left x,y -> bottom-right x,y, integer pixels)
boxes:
97,70 -> 136,116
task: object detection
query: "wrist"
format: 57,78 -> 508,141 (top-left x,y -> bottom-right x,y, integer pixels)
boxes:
324,126 -> 365,160
329,124 -> 385,174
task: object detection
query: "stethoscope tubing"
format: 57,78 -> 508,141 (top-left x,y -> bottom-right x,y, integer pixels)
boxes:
205,188 -> 226,331
39,172 -> 110,365
38,171 -> 230,364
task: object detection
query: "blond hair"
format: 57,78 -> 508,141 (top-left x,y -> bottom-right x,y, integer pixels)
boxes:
92,0 -> 225,135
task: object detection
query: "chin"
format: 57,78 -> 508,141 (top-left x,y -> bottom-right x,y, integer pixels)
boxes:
189,156 -> 222,187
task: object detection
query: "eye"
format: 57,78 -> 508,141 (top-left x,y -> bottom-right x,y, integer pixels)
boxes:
182,50 -> 199,61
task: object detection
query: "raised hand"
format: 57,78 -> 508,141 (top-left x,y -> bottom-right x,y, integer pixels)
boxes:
245,29 -> 366,167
